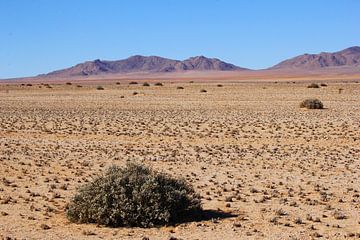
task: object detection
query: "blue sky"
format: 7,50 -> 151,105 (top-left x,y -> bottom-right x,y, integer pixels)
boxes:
0,0 -> 359,78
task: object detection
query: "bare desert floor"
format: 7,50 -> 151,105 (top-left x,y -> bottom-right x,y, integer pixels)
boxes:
0,80 -> 360,239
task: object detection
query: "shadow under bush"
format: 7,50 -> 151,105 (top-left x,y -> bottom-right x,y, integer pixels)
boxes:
66,163 -> 203,228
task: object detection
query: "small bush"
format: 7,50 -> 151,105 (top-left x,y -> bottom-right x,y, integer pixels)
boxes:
66,163 -> 202,227
96,86 -> 104,90
177,86 -> 184,89
143,82 -> 150,86
307,83 -> 320,88
200,89 -> 207,93
320,83 -> 327,87
66,82 -> 72,85
129,81 -> 138,85
116,82 -> 120,85
217,84 -> 223,87
133,91 -> 138,95
300,99 -> 324,109
154,82 -> 163,86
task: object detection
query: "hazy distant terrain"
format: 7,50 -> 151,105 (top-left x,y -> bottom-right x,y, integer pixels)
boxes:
0,46 -> 351,82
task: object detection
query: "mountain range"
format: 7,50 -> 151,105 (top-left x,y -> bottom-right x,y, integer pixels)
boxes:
35,46 -> 360,78
44,55 -> 245,77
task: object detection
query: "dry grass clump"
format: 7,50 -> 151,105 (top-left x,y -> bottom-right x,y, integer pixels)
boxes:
66,163 -> 202,227
307,83 -> 320,88
300,99 -> 324,109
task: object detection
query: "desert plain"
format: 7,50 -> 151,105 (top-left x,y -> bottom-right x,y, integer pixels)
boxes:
0,78 -> 360,239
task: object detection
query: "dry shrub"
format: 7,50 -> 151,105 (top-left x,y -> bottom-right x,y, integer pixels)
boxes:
307,83 -> 320,88
300,99 -> 324,109
67,163 -> 202,227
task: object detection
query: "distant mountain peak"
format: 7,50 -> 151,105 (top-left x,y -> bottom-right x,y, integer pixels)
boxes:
270,46 -> 360,69
341,46 -> 360,54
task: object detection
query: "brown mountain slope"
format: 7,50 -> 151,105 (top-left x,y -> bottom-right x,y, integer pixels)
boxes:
270,46 -> 360,69
43,55 -> 247,77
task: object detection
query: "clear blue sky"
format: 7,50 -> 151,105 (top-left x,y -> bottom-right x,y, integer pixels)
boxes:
1,0 -> 359,78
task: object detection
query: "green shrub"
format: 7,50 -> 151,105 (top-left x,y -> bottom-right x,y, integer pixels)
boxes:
300,99 -> 324,109
66,163 -> 202,227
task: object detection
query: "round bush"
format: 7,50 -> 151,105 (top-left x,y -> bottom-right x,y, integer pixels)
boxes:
66,163 -> 202,227
300,99 -> 324,109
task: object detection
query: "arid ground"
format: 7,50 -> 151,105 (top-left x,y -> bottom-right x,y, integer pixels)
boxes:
0,79 -> 360,239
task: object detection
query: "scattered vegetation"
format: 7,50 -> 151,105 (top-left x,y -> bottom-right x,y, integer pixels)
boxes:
129,81 -> 138,85
320,83 -> 327,87
143,82 -> 150,86
200,89 -> 207,93
96,86 -> 104,90
177,86 -> 184,89
300,99 -> 324,109
154,82 -> 163,86
66,163 -> 202,227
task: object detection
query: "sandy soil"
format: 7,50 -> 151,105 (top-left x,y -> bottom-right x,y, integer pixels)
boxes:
0,80 -> 360,239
